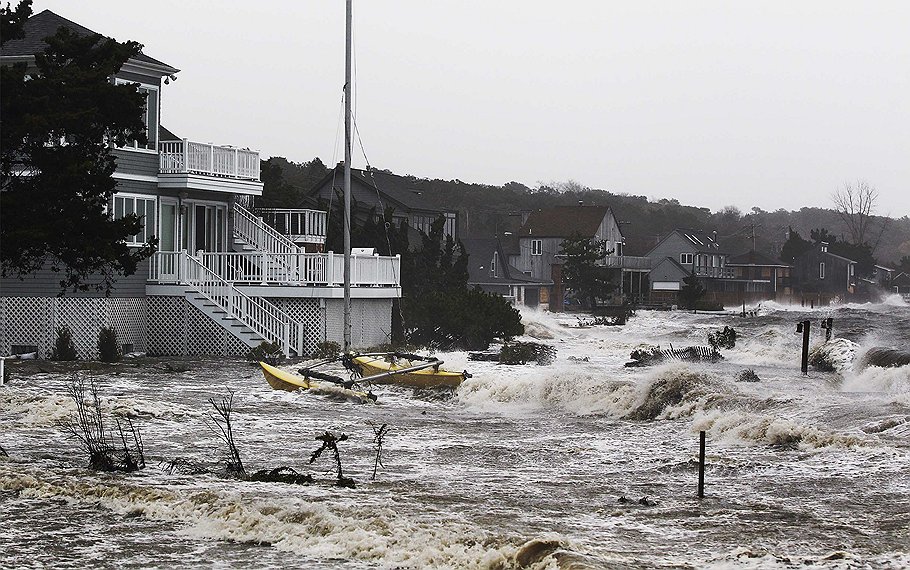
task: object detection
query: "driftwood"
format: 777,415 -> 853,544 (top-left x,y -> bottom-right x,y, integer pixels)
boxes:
625,345 -> 722,367
310,431 -> 354,488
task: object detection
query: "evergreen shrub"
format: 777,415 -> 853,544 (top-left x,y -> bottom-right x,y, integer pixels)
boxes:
51,325 -> 79,361
97,327 -> 121,362
246,341 -> 284,365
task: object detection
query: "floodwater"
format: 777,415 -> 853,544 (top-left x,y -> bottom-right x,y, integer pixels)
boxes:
2,297 -> 909,569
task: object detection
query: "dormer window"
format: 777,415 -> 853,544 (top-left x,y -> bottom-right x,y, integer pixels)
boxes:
115,79 -> 159,151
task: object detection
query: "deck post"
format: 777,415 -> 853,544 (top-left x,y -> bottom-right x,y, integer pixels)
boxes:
1,357 -> 5,386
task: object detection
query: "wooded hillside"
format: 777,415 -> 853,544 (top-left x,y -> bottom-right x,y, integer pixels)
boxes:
259,157 -> 910,269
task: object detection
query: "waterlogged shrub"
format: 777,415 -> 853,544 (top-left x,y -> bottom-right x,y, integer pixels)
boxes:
246,341 -> 284,365
737,369 -> 760,382
707,326 -> 737,350
51,325 -> 79,361
312,341 -> 341,360
500,341 -> 557,365
97,327 -> 121,363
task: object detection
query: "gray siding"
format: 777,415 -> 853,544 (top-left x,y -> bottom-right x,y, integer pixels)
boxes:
113,149 -> 159,177
0,257 -> 150,298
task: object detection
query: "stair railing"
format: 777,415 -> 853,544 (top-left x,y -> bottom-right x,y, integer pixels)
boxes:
183,254 -> 303,356
232,203 -> 299,256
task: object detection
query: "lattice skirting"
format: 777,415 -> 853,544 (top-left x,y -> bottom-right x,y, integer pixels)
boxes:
0,297 -> 146,359
1,295 -> 394,358
147,296 -> 248,356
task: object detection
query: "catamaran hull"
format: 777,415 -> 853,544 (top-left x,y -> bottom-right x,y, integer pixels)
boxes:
259,361 -> 373,403
353,356 -> 464,389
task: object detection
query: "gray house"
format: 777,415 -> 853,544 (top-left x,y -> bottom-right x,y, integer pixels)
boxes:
461,238 -> 549,307
307,166 -> 458,241
506,206 -> 650,308
1,10 -> 400,358
645,228 -> 732,301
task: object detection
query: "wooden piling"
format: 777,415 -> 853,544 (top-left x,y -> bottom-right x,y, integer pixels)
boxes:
697,430 -> 706,498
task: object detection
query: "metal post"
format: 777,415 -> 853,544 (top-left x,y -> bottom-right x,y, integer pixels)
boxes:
697,430 -> 706,498
797,320 -> 811,375
1,357 -> 5,386
342,0 -> 353,353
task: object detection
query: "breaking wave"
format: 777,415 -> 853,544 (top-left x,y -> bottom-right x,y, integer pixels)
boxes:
692,409 -> 867,449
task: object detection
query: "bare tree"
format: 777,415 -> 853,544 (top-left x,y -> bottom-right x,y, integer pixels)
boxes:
832,180 -> 878,246
208,391 -> 246,478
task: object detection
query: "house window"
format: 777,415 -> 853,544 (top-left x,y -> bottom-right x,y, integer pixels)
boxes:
491,252 -> 498,277
531,239 -> 542,256
680,253 -> 693,265
849,265 -> 855,277
114,194 -> 156,245
115,80 -> 159,151
819,262 -> 826,279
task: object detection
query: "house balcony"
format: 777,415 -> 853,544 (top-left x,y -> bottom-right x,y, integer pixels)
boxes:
600,255 -> 652,271
256,208 -> 327,246
694,266 -> 736,279
158,139 -> 263,196
148,250 -> 401,295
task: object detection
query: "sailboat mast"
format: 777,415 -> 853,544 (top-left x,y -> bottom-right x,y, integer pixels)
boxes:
343,0 -> 353,353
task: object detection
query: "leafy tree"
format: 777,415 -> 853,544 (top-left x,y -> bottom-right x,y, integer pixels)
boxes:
780,227 -> 812,263
678,274 -> 706,310
1,4 -> 155,293
560,235 -> 617,308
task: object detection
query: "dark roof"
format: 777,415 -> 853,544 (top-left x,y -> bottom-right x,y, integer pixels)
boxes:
461,238 -> 548,286
892,272 -> 910,286
645,228 -> 725,257
159,125 -> 180,141
311,165 -> 451,214
518,206 -> 615,238
652,255 -> 691,277
1,10 -> 178,73
727,250 -> 790,267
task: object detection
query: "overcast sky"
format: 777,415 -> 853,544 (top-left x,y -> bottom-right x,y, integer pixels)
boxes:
32,1 -> 909,216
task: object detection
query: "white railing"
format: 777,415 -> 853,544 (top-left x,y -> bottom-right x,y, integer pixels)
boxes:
149,251 -> 401,287
159,139 -> 260,181
256,208 -> 327,245
232,203 -> 298,256
182,254 -> 302,356
601,255 -> 652,270
694,266 -> 736,278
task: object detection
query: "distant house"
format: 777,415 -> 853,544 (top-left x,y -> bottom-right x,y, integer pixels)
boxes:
871,265 -> 894,289
892,272 -> 910,296
307,166 -> 458,241
791,242 -> 857,303
726,250 -> 792,297
1,10 -> 400,358
645,229 -> 732,302
506,206 -> 650,309
461,238 -> 549,307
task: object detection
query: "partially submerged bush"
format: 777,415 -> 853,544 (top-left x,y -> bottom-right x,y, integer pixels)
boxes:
58,376 -> 144,472
312,341 -> 341,360
500,341 -> 557,365
97,327 -> 121,362
707,326 -> 737,350
737,369 -> 760,382
246,341 -> 284,365
51,325 -> 79,361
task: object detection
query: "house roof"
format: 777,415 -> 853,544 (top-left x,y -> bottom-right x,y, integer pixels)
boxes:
461,238 -> 549,286
517,206 -> 617,239
645,228 -> 725,256
1,10 -> 178,74
727,250 -> 790,267
310,165 -> 452,214
892,272 -> 910,286
650,256 -> 691,280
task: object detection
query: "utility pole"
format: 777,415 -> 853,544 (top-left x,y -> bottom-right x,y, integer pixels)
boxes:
343,0 -> 352,353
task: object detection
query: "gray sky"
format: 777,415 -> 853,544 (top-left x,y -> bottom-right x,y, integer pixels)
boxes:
33,1 -> 909,215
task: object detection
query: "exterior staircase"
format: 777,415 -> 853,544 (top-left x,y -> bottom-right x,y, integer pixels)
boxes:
183,236 -> 305,357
